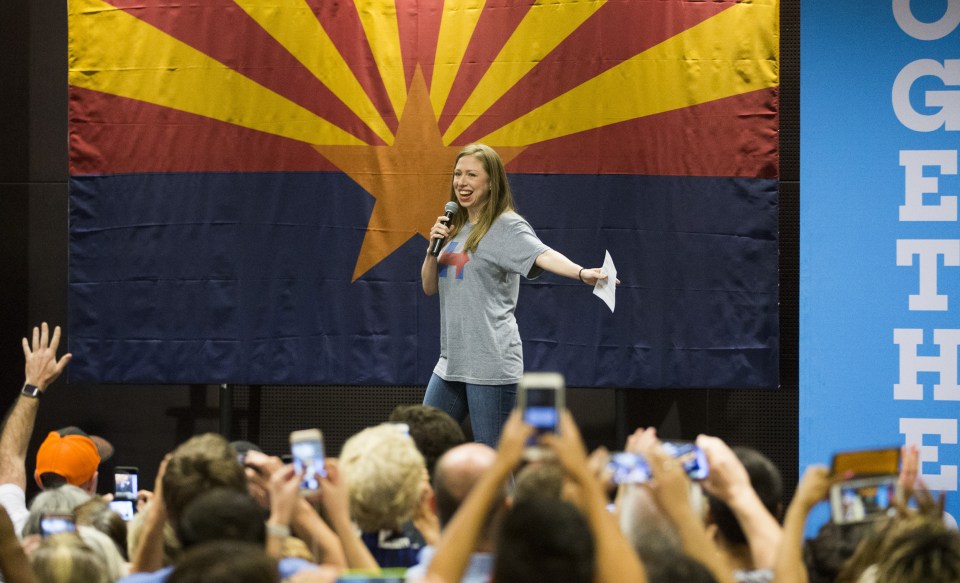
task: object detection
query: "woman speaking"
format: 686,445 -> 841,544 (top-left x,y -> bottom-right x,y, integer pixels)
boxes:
421,144 -> 610,447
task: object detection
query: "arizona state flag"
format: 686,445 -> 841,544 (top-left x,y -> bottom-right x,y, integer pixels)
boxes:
68,0 -> 779,387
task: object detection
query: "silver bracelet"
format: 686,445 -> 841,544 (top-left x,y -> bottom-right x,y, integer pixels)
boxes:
265,522 -> 290,538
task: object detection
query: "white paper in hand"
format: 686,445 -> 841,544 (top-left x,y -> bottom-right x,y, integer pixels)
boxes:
592,250 -> 617,313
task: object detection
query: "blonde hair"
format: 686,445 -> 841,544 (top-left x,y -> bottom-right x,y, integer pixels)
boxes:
78,525 -> 129,580
339,424 -> 426,531
126,500 -> 182,565
31,532 -> 109,583
447,144 -> 517,253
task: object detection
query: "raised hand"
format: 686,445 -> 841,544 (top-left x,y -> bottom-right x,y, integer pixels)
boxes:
22,323 -> 72,391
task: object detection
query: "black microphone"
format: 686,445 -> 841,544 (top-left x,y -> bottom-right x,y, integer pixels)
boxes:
430,202 -> 460,257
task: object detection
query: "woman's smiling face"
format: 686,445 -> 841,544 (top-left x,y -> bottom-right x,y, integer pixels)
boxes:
453,154 -> 490,221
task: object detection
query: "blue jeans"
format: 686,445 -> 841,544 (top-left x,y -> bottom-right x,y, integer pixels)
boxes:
423,374 -> 517,448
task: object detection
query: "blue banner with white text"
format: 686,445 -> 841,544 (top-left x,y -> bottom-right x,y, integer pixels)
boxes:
801,0 -> 959,530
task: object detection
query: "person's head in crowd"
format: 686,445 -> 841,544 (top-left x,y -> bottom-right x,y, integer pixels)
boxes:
233,440 -> 274,510
21,485 -> 91,538
618,483 -> 682,562
873,515 -> 960,583
34,427 -> 114,494
389,404 -> 466,476
174,489 -> 267,549
433,443 -> 502,532
74,497 -> 128,561
162,433 -> 246,527
511,461 -> 564,504
339,423 -> 427,532
493,496 -> 595,583
167,540 -> 279,583
642,548 -> 718,583
30,532 -> 109,583
803,520 -> 873,583
706,445 -> 782,545
77,525 -> 128,581
126,506 -> 182,567
838,514 -> 960,583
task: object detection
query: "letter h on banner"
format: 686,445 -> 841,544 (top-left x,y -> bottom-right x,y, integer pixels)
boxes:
894,328 -> 960,400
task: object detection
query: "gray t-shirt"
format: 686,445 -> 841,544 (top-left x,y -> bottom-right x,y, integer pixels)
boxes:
434,211 -> 550,384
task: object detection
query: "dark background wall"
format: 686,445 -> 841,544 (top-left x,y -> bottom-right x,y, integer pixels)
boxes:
1,1 -> 800,505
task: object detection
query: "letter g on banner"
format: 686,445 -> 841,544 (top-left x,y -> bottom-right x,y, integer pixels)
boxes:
893,0 -> 960,40
893,59 -> 960,132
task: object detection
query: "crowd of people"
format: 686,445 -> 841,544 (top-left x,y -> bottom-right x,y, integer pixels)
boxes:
1,323 -> 958,583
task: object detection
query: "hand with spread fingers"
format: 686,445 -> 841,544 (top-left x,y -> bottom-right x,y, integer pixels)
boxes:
22,322 -> 72,393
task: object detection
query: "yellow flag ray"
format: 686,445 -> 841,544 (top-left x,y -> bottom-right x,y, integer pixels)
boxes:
442,0 -> 606,144
479,0 -> 779,147
354,0 -> 407,122
68,0 -> 364,146
431,0 -> 486,118
234,0 -> 394,145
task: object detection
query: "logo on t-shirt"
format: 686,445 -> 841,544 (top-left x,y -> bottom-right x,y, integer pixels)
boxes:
438,242 -> 470,279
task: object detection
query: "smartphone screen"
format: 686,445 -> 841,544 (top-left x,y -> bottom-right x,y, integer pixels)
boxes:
114,467 -> 138,501
662,441 -> 710,481
524,387 -> 559,435
40,514 -> 76,538
109,499 -> 136,521
517,373 -> 565,460
606,443 -> 708,484
518,372 -> 565,434
290,430 -> 326,494
830,475 -> 899,524
607,452 -> 652,484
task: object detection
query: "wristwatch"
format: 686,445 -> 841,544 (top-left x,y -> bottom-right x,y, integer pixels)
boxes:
21,384 -> 41,398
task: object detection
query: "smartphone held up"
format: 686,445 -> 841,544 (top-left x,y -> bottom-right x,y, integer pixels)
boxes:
107,466 -> 139,519
290,429 -> 326,496
828,446 -> 902,525
605,441 -> 710,485
109,499 -> 136,521
114,466 -> 138,501
830,475 -> 899,524
517,372 -> 565,460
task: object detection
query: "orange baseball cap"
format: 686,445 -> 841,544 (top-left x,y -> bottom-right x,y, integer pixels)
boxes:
35,430 -> 106,486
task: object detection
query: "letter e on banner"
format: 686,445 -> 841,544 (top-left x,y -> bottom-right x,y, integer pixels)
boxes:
899,150 -> 958,221
901,417 -> 958,491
